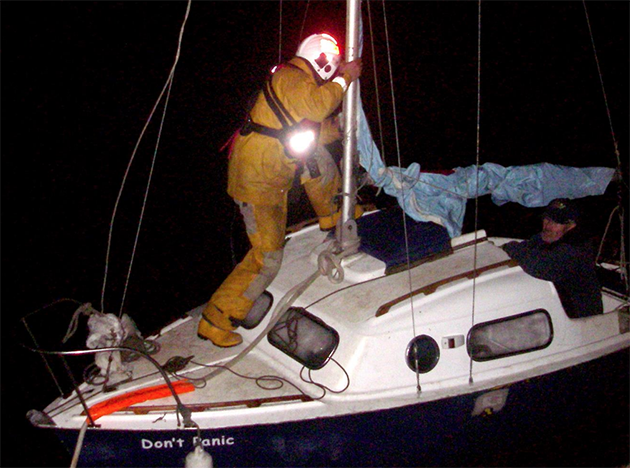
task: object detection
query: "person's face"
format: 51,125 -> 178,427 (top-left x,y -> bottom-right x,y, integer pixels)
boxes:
541,217 -> 575,243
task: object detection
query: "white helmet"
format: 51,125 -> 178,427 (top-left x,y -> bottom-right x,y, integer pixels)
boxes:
296,33 -> 342,81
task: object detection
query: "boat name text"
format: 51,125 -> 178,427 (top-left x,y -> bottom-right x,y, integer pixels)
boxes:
141,435 -> 235,450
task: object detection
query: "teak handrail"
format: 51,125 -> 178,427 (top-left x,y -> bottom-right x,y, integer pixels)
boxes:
376,259 -> 519,317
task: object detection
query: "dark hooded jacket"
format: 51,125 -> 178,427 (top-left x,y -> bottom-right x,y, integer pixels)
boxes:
502,229 -> 603,318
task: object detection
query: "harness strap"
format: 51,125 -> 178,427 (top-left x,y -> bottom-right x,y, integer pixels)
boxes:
262,79 -> 297,129
237,63 -> 321,177
242,120 -> 282,139
241,63 -> 304,138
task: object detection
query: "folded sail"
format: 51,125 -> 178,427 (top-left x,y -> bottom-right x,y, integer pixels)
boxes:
356,104 -> 615,237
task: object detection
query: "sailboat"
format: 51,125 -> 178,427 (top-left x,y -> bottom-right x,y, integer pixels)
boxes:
21,1 -> 628,467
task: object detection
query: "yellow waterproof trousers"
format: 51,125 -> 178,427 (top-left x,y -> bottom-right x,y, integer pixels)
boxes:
201,199 -> 287,331
302,146 -> 341,221
199,147 -> 341,333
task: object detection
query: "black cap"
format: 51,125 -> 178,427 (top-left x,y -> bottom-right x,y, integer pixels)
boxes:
543,198 -> 579,225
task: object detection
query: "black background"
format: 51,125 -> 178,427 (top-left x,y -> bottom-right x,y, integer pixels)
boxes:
3,1 -> 628,467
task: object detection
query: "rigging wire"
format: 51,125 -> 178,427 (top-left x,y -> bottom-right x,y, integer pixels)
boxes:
278,0 -> 283,64
376,0 -> 421,392
100,1 -> 192,316
582,0 -> 628,290
365,0 -> 388,168
581,1 -> 622,170
468,0 -> 483,386
298,0 -> 311,44
118,75 -> 175,318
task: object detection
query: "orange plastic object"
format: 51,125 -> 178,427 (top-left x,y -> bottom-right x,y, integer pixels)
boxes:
87,380 -> 195,421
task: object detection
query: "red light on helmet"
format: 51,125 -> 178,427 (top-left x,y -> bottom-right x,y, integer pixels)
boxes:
320,34 -> 340,56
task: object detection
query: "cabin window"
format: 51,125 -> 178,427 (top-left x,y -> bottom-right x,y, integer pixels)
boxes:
267,307 -> 339,370
406,335 -> 440,373
467,309 -> 553,361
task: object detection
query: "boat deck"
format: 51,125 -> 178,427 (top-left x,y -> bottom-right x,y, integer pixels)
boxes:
120,315 -> 311,411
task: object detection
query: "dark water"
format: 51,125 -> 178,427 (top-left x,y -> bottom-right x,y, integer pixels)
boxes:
3,1 -> 629,467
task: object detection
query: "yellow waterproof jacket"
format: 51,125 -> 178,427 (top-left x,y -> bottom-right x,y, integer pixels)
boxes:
227,57 -> 350,206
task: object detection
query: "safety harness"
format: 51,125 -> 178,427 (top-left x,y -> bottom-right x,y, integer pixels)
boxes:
240,64 -> 321,178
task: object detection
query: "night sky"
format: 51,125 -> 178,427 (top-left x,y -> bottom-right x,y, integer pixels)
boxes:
3,1 -> 629,467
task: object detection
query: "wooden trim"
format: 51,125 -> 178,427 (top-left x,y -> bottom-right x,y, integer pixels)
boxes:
452,236 -> 488,251
376,259 -> 519,317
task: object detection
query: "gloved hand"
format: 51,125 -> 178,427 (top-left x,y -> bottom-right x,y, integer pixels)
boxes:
339,59 -> 362,82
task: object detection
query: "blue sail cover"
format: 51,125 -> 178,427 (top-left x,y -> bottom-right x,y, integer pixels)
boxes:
356,103 -> 615,238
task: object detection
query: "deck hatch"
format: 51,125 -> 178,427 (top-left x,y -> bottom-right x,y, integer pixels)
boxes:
267,307 -> 339,370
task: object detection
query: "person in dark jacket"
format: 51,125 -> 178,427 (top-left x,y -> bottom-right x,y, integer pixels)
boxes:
502,198 -> 603,318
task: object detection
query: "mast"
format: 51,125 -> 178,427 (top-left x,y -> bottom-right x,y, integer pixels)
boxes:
336,0 -> 361,255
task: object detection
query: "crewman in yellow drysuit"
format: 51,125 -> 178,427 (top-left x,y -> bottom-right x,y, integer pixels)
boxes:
198,33 -> 363,347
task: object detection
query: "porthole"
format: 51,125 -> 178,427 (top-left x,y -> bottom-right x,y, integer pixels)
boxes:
405,335 -> 440,373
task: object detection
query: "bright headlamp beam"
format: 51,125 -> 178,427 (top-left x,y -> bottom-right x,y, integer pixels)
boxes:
288,130 -> 316,156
